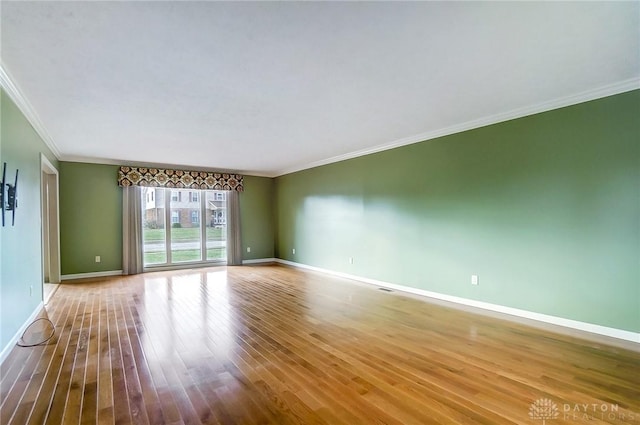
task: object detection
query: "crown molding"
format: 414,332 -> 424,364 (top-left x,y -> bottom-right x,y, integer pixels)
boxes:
58,155 -> 274,178
274,77 -> 640,177
0,62 -> 61,158
2,59 -> 636,178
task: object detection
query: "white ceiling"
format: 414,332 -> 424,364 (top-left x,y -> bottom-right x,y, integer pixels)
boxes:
1,2 -> 638,177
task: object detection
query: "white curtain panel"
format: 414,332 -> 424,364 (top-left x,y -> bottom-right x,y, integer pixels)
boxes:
122,186 -> 143,275
226,190 -> 243,266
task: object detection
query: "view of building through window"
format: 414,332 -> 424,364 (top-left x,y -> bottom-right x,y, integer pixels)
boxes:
141,188 -> 227,266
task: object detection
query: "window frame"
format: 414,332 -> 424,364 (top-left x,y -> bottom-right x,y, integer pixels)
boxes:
143,189 -> 228,269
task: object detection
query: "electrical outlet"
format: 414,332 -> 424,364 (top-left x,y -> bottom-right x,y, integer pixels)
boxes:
292,248 -> 296,255
30,285 -> 33,296
95,255 -> 101,263
471,275 -> 479,285
349,257 -> 354,264
247,247 -> 251,253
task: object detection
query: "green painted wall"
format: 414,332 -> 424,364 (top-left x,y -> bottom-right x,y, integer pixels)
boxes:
241,175 -> 275,260
59,163 -> 275,274
275,90 -> 640,333
59,162 -> 123,275
0,90 -> 58,350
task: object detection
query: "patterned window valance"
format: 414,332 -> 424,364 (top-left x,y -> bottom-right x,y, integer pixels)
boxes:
118,166 -> 243,191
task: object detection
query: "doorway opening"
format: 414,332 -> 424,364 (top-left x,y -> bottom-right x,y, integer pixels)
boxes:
41,154 -> 60,303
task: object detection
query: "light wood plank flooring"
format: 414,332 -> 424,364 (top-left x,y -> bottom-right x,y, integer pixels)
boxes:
1,265 -> 638,424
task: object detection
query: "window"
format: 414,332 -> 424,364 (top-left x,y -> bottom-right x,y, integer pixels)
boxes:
213,210 -> 225,225
142,189 -> 227,266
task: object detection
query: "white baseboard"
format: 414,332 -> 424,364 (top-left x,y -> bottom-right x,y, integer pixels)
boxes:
242,258 -> 277,265
276,259 -> 640,344
0,301 -> 44,366
61,270 -> 123,281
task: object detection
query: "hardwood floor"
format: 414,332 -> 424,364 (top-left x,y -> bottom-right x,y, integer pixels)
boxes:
1,264 -> 638,425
